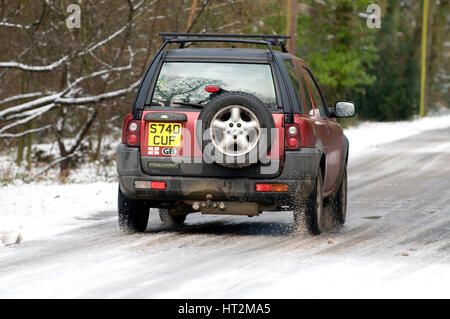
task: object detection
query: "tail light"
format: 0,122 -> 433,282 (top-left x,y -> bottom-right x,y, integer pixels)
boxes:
285,123 -> 301,150
122,113 -> 140,147
134,180 -> 166,190
255,184 -> 289,192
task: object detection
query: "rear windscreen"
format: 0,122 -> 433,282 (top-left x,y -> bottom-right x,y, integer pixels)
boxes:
150,62 -> 277,108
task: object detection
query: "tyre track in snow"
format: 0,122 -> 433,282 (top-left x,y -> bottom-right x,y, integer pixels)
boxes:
0,127 -> 449,298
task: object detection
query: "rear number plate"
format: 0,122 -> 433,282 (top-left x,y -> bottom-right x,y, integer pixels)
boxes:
148,122 -> 182,147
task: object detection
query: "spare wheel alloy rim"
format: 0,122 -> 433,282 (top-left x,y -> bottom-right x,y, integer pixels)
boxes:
209,105 -> 261,157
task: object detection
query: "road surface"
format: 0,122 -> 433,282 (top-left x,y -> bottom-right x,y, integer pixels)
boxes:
0,127 -> 449,298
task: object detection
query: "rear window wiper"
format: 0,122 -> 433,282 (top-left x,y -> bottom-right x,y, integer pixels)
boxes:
171,101 -> 204,108
150,99 -> 204,108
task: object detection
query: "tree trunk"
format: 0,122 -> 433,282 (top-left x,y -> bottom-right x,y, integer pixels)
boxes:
185,0 -> 199,33
16,72 -> 28,166
428,0 -> 447,107
16,135 -> 25,166
286,0 -> 298,54
25,118 -> 35,170
94,110 -> 104,162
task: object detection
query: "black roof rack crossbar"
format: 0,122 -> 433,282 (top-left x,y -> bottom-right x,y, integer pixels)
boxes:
159,32 -> 291,53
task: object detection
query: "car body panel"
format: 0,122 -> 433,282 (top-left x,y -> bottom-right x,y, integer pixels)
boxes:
138,109 -> 285,178
119,45 -> 350,211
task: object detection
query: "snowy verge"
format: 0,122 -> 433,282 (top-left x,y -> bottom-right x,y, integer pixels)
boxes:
0,135 -> 119,186
344,114 -> 450,158
0,182 -> 117,245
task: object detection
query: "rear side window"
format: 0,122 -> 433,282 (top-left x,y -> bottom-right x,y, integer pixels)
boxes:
303,68 -> 328,117
284,59 -> 303,112
150,62 -> 277,108
295,63 -> 313,114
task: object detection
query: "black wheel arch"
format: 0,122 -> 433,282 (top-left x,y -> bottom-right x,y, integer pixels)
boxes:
335,135 -> 349,196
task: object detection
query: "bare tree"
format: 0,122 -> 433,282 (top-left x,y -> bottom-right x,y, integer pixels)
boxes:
0,0 -> 149,174
0,0 -> 267,177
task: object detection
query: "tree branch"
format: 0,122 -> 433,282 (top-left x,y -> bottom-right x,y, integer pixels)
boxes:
0,24 -> 129,72
0,125 -> 52,138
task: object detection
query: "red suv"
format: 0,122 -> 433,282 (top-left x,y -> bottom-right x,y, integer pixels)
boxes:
117,33 -> 355,235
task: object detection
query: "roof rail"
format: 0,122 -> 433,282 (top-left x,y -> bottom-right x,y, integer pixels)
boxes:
158,32 -> 291,53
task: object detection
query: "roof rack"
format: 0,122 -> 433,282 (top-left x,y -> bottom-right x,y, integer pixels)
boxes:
159,32 -> 291,53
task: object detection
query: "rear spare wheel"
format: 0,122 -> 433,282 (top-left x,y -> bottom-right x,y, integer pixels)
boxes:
197,92 -> 275,168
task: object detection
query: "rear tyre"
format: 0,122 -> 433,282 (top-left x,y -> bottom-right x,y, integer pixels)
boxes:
159,209 -> 186,227
327,164 -> 347,225
294,169 -> 324,235
118,186 -> 149,233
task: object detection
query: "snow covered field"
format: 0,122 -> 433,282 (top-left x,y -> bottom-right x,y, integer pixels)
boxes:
0,114 -> 449,298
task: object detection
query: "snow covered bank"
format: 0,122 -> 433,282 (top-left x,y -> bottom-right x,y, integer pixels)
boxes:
0,183 -> 117,245
0,135 -> 119,186
344,114 -> 450,158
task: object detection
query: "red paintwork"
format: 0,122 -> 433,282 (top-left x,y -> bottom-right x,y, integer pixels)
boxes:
293,57 -> 345,196
124,56 -> 346,198
121,113 -> 133,144
127,102 -> 343,196
139,110 -> 285,161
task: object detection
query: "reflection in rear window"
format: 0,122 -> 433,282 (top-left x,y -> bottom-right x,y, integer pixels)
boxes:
150,62 -> 277,108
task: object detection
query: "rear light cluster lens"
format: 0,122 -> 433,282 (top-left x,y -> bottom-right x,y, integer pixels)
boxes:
285,123 -> 301,150
122,114 -> 140,147
129,122 -> 138,131
134,181 -> 166,190
255,184 -> 289,192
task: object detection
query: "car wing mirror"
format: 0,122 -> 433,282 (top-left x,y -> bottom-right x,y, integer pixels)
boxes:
330,101 -> 355,118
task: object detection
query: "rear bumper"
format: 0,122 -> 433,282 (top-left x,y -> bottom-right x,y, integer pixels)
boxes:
116,144 -> 320,205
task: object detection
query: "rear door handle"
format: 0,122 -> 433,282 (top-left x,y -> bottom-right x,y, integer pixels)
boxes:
144,112 -> 187,122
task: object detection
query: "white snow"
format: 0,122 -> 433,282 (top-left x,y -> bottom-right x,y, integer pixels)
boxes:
156,256 -> 450,299
0,114 -> 449,298
345,114 -> 450,158
0,183 -> 117,245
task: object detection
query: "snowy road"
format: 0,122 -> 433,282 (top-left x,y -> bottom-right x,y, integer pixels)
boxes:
0,126 -> 449,298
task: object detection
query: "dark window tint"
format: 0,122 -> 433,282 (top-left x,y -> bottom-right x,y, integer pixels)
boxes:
283,59 -> 302,112
303,68 -> 327,117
